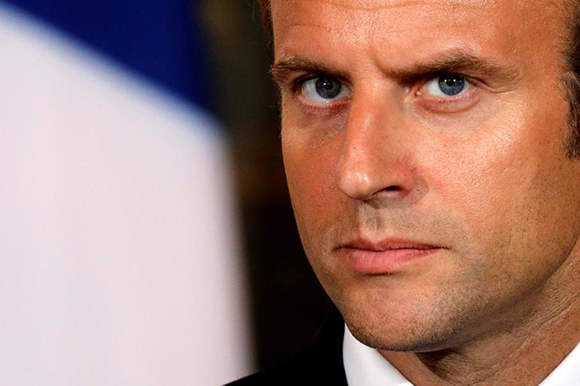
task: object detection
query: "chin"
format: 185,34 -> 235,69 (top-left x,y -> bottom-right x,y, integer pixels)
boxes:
348,321 -> 462,353
344,311 -> 464,353
335,289 -> 472,353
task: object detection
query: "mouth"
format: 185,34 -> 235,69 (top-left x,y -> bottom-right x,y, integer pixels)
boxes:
335,238 -> 446,274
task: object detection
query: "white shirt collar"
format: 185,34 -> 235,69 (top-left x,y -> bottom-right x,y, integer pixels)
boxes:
342,325 -> 412,386
343,324 -> 580,386
540,341 -> 580,386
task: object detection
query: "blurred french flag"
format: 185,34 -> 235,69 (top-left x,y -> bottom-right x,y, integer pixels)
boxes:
0,1 -> 250,385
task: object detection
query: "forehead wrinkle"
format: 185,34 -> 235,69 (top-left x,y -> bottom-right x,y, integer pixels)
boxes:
274,0 -> 494,32
275,0 -> 500,57
274,0 -> 526,85
283,0 -> 493,11
367,22 -> 485,48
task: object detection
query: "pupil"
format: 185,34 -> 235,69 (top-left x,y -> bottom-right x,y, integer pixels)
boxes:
438,75 -> 465,96
315,77 -> 341,99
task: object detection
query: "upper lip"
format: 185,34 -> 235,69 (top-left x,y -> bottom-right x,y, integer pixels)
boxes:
336,238 -> 445,252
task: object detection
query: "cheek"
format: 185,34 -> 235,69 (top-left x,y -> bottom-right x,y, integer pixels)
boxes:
281,122 -> 345,261
281,104 -> 343,217
418,124 -> 519,254
282,128 -> 326,220
426,100 -> 578,281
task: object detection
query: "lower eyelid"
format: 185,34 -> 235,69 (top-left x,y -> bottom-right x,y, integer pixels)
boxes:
296,94 -> 351,113
415,89 -> 480,113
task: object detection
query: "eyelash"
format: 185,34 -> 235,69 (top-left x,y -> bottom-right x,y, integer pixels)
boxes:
290,74 -> 339,94
415,75 -> 481,113
287,72 -> 479,111
286,74 -> 351,112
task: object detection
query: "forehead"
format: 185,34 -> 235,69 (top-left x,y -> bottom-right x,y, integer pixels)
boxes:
270,0 -> 567,67
270,0 -> 564,26
272,0 -> 498,27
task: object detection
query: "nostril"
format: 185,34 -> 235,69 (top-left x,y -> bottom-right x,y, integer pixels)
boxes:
369,185 -> 407,201
383,185 -> 401,192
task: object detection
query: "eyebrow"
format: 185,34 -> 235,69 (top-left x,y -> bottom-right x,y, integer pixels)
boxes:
390,52 -> 522,83
270,57 -> 348,88
270,51 -> 522,87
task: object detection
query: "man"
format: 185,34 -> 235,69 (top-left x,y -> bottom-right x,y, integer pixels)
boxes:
230,0 -> 580,384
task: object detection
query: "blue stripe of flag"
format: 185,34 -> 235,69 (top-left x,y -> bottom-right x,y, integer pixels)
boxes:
5,0 -> 213,111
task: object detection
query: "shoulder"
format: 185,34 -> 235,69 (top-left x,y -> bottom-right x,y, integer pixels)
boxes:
225,308 -> 348,386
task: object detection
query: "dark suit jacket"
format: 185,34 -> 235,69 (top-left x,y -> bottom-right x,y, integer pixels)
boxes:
226,309 -> 349,385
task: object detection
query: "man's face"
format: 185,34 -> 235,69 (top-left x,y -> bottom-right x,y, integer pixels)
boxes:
271,0 -> 580,351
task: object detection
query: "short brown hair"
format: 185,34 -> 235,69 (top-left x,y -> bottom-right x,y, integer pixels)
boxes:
564,3 -> 580,157
258,0 -> 273,44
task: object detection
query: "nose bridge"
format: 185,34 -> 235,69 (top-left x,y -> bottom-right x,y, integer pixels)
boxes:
336,88 -> 413,201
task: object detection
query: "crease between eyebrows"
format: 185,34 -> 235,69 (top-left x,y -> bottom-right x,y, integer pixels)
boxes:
271,51 -> 523,87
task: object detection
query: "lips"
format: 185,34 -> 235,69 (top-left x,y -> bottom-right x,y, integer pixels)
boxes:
336,239 -> 445,274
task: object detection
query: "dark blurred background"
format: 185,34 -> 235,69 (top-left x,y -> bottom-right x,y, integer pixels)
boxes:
199,0 -> 334,371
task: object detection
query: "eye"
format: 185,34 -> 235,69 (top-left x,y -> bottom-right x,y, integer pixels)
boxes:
301,76 -> 351,103
423,74 -> 471,97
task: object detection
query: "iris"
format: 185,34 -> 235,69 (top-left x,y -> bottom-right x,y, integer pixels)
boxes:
315,77 -> 342,99
438,75 -> 466,96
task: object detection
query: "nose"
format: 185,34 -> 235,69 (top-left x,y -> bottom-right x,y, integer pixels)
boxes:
335,93 -> 416,202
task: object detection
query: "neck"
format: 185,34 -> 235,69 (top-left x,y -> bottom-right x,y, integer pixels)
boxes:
380,257 -> 580,385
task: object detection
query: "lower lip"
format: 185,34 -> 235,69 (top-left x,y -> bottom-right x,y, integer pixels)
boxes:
340,247 -> 442,274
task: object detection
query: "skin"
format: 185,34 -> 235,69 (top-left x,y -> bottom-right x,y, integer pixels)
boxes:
270,0 -> 580,384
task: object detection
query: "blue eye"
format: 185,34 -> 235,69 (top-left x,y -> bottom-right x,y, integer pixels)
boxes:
301,76 -> 351,103
424,75 -> 470,97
